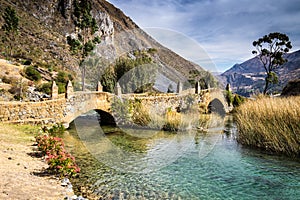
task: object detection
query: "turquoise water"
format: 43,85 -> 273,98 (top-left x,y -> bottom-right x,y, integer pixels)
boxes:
66,116 -> 300,200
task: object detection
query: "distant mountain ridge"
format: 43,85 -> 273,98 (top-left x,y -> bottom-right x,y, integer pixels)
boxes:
219,50 -> 300,96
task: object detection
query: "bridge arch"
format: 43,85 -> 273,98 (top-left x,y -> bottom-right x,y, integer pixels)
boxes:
95,109 -> 116,125
62,92 -> 113,128
207,98 -> 226,117
68,109 -> 116,128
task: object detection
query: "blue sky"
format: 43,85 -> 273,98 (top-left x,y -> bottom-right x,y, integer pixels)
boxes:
108,0 -> 300,72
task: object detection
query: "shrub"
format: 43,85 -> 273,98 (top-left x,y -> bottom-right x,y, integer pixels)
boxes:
55,71 -> 69,84
147,48 -> 157,54
55,71 -> 73,94
43,124 -> 65,137
25,66 -> 41,81
232,94 -> 245,107
8,85 -> 20,99
46,149 -> 80,177
35,134 -> 64,155
163,110 -> 181,132
131,99 -> 151,126
23,60 -> 31,65
37,82 -> 52,95
35,125 -> 80,177
100,53 -> 154,93
57,83 -> 66,94
225,90 -> 234,106
8,80 -> 28,100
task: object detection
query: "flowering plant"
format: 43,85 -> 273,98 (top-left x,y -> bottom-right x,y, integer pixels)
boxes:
35,127 -> 80,177
35,135 -> 64,155
46,150 -> 80,177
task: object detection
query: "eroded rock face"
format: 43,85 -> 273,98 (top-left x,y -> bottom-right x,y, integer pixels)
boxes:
92,11 -> 116,61
94,11 -> 114,41
58,0 -> 73,19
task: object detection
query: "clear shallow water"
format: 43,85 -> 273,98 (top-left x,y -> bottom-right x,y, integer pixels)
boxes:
65,116 -> 300,200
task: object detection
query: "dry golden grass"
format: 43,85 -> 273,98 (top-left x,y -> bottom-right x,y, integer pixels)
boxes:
235,96 -> 300,156
163,110 -> 182,131
131,101 -> 224,132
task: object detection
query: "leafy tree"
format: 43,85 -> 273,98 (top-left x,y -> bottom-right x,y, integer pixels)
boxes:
82,56 -> 109,89
101,52 -> 155,93
252,32 -> 292,94
1,6 -> 19,57
101,66 -> 116,92
67,0 -> 100,91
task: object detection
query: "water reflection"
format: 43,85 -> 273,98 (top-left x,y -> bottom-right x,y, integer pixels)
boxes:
73,113 -> 225,173
65,115 -> 300,200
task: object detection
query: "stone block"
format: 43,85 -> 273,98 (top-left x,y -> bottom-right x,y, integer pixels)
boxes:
65,80 -> 74,99
51,81 -> 59,99
96,81 -> 103,92
195,82 -> 201,94
177,82 -> 183,94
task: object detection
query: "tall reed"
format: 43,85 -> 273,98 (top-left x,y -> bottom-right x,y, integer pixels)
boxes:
235,96 -> 300,156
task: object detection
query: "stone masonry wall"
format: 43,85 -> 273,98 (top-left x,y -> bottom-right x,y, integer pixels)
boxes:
0,98 -> 66,125
0,92 -> 112,126
0,89 -> 224,126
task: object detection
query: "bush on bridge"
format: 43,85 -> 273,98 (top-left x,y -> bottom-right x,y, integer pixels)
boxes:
55,71 -> 74,94
232,94 -> 245,107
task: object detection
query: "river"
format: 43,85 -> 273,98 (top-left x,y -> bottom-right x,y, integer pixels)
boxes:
64,115 -> 300,200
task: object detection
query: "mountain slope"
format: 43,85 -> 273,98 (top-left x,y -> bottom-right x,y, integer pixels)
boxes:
0,0 -> 208,91
220,50 -> 300,96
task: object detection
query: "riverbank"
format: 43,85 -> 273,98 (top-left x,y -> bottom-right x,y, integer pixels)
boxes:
0,123 -> 71,199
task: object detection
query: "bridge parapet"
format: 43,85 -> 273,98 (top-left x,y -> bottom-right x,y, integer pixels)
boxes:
0,84 -> 228,126
121,92 -> 203,114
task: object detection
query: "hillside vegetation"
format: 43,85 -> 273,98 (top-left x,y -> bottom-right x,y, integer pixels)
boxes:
0,0 -> 217,100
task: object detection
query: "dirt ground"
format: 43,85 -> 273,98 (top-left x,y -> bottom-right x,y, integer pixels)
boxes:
0,123 -> 71,200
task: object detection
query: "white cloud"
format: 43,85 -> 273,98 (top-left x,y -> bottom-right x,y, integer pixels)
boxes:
109,0 -> 300,72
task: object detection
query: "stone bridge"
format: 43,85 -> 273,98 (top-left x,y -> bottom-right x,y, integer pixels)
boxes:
0,81 -> 229,127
